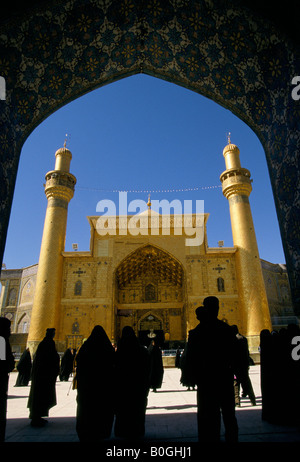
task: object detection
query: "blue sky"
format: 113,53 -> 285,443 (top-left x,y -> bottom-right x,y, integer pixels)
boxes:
3,74 -> 285,269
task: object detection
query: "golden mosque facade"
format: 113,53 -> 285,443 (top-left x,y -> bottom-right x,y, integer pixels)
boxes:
0,142 -> 297,357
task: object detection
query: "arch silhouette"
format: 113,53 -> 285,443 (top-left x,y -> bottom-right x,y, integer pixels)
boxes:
0,0 -> 299,313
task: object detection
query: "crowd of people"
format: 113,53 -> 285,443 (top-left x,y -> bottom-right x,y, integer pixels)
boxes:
1,300 -> 300,442
0,319 -> 164,442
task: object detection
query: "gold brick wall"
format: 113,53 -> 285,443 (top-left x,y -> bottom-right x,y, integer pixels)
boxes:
1,216 -> 297,352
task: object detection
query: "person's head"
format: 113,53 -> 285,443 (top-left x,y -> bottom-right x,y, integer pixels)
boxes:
231,325 -> 239,335
90,325 -> 111,344
0,317 -> 11,339
203,296 -> 219,319
45,328 -> 56,339
195,306 -> 207,322
118,325 -> 139,350
122,326 -> 136,340
87,325 -> 113,350
90,325 -> 106,338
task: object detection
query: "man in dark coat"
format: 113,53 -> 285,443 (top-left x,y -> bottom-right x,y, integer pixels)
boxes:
15,348 -> 32,387
148,339 -> 164,392
27,328 -> 60,427
0,317 -> 15,442
185,297 -> 238,442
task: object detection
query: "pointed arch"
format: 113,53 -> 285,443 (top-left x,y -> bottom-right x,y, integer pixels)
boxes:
115,243 -> 185,289
0,0 -> 299,313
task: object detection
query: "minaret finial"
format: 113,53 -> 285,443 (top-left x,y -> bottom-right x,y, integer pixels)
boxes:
227,132 -> 231,144
64,133 -> 70,148
147,193 -> 151,210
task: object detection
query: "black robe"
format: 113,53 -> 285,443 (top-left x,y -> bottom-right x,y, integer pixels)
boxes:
27,336 -> 60,420
0,322 -> 15,442
185,317 -> 238,442
15,349 -> 32,386
114,327 -> 150,438
75,326 -> 115,441
148,343 -> 164,390
179,344 -> 195,388
59,348 -> 74,381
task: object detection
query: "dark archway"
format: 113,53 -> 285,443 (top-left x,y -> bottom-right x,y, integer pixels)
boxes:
0,0 -> 299,312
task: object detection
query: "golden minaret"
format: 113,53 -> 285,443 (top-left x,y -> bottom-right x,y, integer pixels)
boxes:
27,143 -> 76,354
220,136 -> 272,352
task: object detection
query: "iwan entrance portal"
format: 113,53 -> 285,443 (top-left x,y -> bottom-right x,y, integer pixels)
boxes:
115,244 -> 186,348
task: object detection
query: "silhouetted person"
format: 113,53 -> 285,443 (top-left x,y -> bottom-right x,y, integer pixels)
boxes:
286,324 -> 300,424
148,339 -> 164,392
260,325 -> 300,425
27,328 -> 60,427
0,317 -> 15,442
260,329 -> 280,423
185,297 -> 238,442
179,343 -> 196,391
175,347 -> 181,368
15,348 -> 32,386
75,325 -> 115,441
114,326 -> 150,438
231,325 -> 256,405
59,348 -> 74,381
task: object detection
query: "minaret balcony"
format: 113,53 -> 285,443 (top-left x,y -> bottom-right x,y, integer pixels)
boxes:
44,170 -> 76,202
220,167 -> 252,199
45,170 -> 76,189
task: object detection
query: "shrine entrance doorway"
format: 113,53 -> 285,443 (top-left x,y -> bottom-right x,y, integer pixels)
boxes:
115,245 -> 186,346
138,313 -> 164,347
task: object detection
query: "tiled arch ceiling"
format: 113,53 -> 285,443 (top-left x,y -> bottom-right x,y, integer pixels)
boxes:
116,245 -> 184,288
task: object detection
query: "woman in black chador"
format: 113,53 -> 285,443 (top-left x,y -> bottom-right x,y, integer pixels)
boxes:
114,326 -> 150,438
0,317 -> 15,442
59,348 -> 75,381
148,339 -> 164,392
27,328 -> 60,427
15,348 -> 32,386
75,325 -> 115,442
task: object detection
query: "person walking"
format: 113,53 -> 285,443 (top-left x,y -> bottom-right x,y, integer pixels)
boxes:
15,348 -> 32,387
231,325 -> 256,406
185,297 -> 238,442
0,317 -> 15,442
148,339 -> 164,392
114,326 -> 150,438
59,347 -> 75,382
27,328 -> 60,427
179,343 -> 196,391
75,325 -> 115,441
